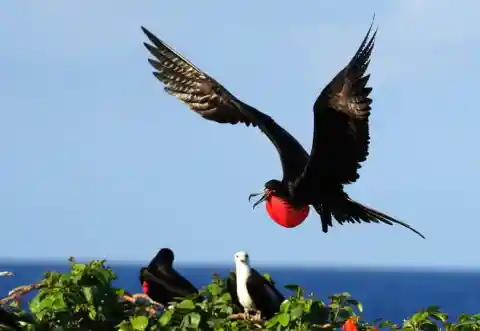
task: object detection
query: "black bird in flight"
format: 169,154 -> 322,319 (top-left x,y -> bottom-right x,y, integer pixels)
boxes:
227,251 -> 284,320
139,248 -> 199,306
140,18 -> 425,239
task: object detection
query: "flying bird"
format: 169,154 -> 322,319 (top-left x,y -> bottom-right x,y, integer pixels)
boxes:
227,251 -> 284,320
140,18 -> 425,239
139,248 -> 199,306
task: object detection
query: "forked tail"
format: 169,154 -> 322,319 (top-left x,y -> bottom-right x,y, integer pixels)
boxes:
315,198 -> 426,239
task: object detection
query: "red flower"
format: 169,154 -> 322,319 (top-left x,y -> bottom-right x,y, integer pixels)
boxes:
342,317 -> 358,331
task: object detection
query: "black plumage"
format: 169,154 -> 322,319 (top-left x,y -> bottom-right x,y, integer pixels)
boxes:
140,17 -> 425,239
139,248 -> 198,306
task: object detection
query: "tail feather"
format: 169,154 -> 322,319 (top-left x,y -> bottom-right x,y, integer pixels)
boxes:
315,198 -> 426,239
313,204 -> 332,233
344,197 -> 426,239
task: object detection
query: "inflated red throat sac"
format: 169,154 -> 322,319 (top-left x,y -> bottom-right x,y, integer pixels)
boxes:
266,196 -> 310,228
142,281 -> 150,294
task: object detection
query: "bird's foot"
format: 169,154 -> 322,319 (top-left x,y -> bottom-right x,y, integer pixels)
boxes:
253,310 -> 262,321
243,310 -> 261,321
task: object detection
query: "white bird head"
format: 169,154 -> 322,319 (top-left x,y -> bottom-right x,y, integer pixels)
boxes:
234,251 -> 250,266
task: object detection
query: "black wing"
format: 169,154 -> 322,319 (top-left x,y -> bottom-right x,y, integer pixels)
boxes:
246,268 -> 284,319
144,267 -> 198,299
293,19 -> 377,194
226,271 -> 242,312
141,26 -> 309,181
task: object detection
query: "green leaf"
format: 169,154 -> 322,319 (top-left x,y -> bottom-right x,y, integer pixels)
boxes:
411,311 -> 429,323
280,300 -> 291,313
284,284 -> 300,292
188,312 -> 201,328
29,294 -> 42,314
290,305 -> 304,320
88,307 -> 97,320
264,316 -> 278,328
346,299 -> 363,313
130,316 -> 149,331
176,299 -> 195,310
378,320 -> 398,328
424,305 -> 441,313
277,313 -> 290,326
158,309 -> 174,326
82,286 -> 94,304
430,311 -> 448,323
72,263 -> 86,278
91,269 -> 111,286
52,293 -> 66,310
220,292 -> 231,302
471,313 -> 480,320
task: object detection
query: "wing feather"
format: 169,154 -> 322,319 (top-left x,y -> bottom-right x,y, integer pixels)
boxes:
294,18 -> 377,194
145,267 -> 198,299
142,26 -> 255,126
141,26 -> 309,180
226,271 -> 243,312
246,269 -> 284,318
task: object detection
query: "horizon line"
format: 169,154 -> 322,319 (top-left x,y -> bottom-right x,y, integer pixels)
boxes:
1,257 -> 480,273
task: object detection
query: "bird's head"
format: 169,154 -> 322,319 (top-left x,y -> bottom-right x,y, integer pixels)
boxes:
234,251 -> 250,266
248,179 -> 286,209
150,248 -> 175,268
139,267 -> 147,283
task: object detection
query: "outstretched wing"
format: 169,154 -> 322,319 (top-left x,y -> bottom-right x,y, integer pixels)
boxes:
141,26 -> 309,181
294,19 -> 377,194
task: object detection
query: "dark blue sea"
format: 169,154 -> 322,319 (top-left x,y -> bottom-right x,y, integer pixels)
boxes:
1,262 -> 479,324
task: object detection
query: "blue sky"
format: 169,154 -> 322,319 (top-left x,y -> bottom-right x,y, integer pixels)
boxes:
0,1 -> 478,268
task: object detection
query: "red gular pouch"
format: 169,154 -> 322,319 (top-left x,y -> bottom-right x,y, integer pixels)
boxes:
266,195 -> 310,228
142,281 -> 150,295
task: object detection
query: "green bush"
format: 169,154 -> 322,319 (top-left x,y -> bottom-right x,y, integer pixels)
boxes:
1,258 -> 479,330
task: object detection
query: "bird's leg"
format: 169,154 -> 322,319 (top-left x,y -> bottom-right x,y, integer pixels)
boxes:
243,309 -> 261,321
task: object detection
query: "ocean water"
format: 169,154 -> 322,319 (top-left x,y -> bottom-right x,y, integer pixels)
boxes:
1,262 -> 479,324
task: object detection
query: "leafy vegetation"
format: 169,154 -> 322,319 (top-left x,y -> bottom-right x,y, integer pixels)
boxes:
0,258 -> 479,330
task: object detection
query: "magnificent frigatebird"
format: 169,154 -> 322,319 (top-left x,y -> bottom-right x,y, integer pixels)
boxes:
139,248 -> 198,306
226,251 -> 284,320
140,18 -> 425,239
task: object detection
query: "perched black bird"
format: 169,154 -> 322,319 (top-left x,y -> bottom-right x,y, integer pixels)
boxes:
139,248 -> 198,306
140,17 -> 425,239
0,307 -> 21,331
226,251 -> 284,320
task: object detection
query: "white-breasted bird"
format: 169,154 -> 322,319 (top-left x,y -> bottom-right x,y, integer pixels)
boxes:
227,251 -> 284,320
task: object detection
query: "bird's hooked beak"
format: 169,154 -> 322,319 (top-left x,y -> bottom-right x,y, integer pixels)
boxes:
248,189 -> 271,209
